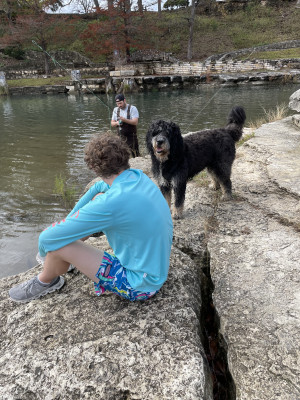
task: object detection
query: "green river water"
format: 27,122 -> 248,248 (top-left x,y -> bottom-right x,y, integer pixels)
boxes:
0,83 -> 298,277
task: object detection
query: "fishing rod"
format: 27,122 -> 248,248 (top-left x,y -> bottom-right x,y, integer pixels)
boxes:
32,40 -> 113,117
183,49 -> 258,134
183,86 -> 224,134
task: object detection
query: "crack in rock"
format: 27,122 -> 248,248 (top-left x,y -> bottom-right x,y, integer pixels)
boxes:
175,242 -> 236,400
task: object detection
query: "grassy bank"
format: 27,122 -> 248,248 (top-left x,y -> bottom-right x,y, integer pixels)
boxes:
155,2 -> 300,60
6,77 -> 69,87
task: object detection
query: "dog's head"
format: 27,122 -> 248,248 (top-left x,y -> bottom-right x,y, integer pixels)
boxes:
146,120 -> 183,163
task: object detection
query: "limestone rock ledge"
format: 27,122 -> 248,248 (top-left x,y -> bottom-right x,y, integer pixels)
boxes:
206,116 -> 300,399
0,231 -> 212,399
1,115 -> 300,399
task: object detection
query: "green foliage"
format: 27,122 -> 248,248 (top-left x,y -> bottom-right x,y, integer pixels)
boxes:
122,83 -> 130,92
244,2 -> 274,18
196,17 -> 219,32
69,39 -> 85,54
0,85 -> 8,95
54,174 -> 78,209
224,6 -> 277,48
7,77 -> 69,87
164,0 -> 189,10
148,2 -> 299,60
170,42 -> 182,53
3,46 -> 25,60
238,48 -> 300,61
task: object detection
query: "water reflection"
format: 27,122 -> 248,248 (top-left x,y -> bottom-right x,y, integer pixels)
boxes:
0,84 -> 298,277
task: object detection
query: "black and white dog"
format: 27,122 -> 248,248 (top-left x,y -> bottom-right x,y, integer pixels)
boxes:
146,106 -> 246,219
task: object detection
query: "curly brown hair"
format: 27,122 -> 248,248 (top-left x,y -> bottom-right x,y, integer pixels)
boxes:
84,133 -> 130,177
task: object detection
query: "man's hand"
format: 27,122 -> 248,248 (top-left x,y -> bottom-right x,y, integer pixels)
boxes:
120,116 -> 138,126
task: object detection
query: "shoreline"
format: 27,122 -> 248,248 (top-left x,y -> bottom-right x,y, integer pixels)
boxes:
3,70 -> 300,96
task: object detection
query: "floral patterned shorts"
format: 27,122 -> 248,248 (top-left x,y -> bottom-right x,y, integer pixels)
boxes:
94,251 -> 159,301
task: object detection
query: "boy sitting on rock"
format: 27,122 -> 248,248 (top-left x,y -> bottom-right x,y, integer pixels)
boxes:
9,133 -> 173,303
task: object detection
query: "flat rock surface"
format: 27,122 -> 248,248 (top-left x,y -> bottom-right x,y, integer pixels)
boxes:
1,115 -> 300,399
205,115 -> 300,399
0,235 -> 212,400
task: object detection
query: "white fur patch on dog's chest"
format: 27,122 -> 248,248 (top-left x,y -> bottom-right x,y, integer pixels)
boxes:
157,174 -> 172,188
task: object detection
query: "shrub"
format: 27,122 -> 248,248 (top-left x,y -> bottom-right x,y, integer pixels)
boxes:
164,0 -> 189,10
3,46 -> 25,60
247,104 -> 289,129
54,175 -> 78,209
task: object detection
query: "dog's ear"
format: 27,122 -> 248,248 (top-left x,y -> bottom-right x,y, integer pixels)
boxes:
168,121 -> 183,158
146,121 -> 157,153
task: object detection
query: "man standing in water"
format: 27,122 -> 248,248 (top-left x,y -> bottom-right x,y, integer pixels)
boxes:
111,94 -> 140,157
9,133 -> 173,303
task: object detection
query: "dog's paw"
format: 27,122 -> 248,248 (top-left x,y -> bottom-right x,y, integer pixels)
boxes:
209,182 -> 220,191
173,206 -> 183,219
221,193 -> 232,201
172,213 -> 182,220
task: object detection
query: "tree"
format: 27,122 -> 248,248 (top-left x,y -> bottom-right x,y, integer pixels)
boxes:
187,0 -> 195,60
0,0 -> 65,14
80,0 -> 149,62
92,0 -> 100,9
137,0 -> 143,12
1,2 -> 78,73
71,0 -> 91,13
70,0 -> 100,13
163,0 -> 188,10
157,0 -> 161,14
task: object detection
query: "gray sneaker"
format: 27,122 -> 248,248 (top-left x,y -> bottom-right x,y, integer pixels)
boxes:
9,275 -> 65,303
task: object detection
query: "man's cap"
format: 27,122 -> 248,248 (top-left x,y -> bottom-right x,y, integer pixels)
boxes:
115,94 -> 125,102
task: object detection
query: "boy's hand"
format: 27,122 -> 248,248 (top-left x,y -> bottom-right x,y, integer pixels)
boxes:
92,193 -> 104,201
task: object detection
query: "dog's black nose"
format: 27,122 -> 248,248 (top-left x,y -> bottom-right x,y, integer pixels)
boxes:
157,139 -> 165,146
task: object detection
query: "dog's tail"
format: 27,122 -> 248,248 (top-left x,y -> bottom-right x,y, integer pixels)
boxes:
226,106 -> 246,142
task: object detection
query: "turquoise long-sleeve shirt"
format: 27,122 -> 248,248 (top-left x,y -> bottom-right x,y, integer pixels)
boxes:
38,169 -> 173,292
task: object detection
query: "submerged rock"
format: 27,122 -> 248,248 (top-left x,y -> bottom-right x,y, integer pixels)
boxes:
289,88 -> 300,112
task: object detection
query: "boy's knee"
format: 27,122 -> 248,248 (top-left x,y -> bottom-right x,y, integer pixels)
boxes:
38,229 -> 54,257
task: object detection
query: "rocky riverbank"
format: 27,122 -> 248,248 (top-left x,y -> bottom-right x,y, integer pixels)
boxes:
1,107 -> 300,398
4,70 -> 300,96
1,40 -> 299,95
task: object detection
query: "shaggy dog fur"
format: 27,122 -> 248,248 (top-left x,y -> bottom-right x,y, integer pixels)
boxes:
146,106 -> 246,219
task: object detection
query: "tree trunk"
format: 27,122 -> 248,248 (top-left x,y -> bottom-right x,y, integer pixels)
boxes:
41,40 -> 50,75
124,0 -> 131,12
137,0 -> 143,13
187,0 -> 195,61
93,0 -> 100,11
157,0 -> 161,16
123,5 -> 131,62
44,53 -> 50,75
107,0 -> 114,11
5,0 -> 14,21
